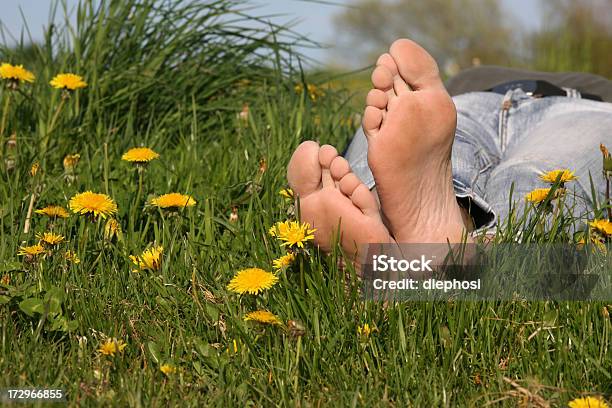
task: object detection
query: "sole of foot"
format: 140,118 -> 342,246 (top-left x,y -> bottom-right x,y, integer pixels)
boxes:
287,141 -> 394,264
363,38 -> 471,243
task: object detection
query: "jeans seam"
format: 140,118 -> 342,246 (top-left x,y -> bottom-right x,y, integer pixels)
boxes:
499,97 -> 511,153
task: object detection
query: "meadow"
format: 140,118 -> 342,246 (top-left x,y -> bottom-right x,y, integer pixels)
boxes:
0,1 -> 611,406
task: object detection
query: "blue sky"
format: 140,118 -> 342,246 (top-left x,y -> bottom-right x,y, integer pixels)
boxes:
1,0 -> 542,65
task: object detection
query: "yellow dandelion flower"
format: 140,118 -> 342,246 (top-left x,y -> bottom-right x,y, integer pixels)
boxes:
35,205 -> 69,219
36,232 -> 65,246
568,396 -> 609,408
98,338 -> 127,356
69,191 -> 118,219
30,162 -> 40,177
577,237 -> 607,254
357,323 -> 373,338
50,73 -> 87,90
17,243 -> 45,257
160,364 -> 176,376
244,310 -> 282,325
150,193 -> 196,209
64,250 -> 81,264
539,169 -> 577,184
63,154 -> 80,170
104,218 -> 123,240
121,147 -> 160,164
525,188 -> 553,203
589,219 -> 612,237
268,220 -> 290,238
227,268 -> 278,295
272,253 -> 295,269
275,221 -> 316,248
0,63 -> 35,83
130,246 -> 163,271
294,83 -> 324,101
279,188 -> 294,199
307,83 -> 324,101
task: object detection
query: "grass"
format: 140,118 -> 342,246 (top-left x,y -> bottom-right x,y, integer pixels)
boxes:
0,1 -> 611,406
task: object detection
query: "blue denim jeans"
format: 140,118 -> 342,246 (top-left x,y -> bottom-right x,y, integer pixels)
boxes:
344,89 -> 612,231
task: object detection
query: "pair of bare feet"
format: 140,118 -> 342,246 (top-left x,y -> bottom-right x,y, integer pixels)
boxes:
287,39 -> 472,264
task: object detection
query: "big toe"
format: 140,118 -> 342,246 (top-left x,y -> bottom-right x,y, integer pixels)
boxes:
287,141 -> 322,197
319,144 -> 339,188
389,38 -> 444,91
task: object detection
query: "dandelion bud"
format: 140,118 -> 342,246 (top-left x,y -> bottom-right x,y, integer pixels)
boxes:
357,323 -> 374,341
4,158 -> 15,171
104,218 -> 123,241
601,144 -> 612,173
229,206 -> 238,223
239,104 -> 249,121
286,320 -> 305,338
63,153 -> 80,170
30,162 -> 40,177
6,133 -> 17,150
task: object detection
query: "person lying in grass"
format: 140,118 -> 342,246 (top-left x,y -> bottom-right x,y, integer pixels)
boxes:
287,38 -> 612,265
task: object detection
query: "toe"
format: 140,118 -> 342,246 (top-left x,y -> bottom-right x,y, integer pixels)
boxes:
366,89 -> 387,109
362,106 -> 383,137
339,173 -> 362,197
330,156 -> 351,181
371,65 -> 394,91
319,145 -> 338,188
389,38 -> 444,91
376,53 -> 398,75
318,145 -> 338,168
378,52 -> 412,97
339,174 -> 380,218
350,184 -> 380,218
287,141 -> 321,197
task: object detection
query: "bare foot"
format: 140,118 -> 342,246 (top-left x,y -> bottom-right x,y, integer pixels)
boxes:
363,39 -> 471,243
287,141 -> 394,262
